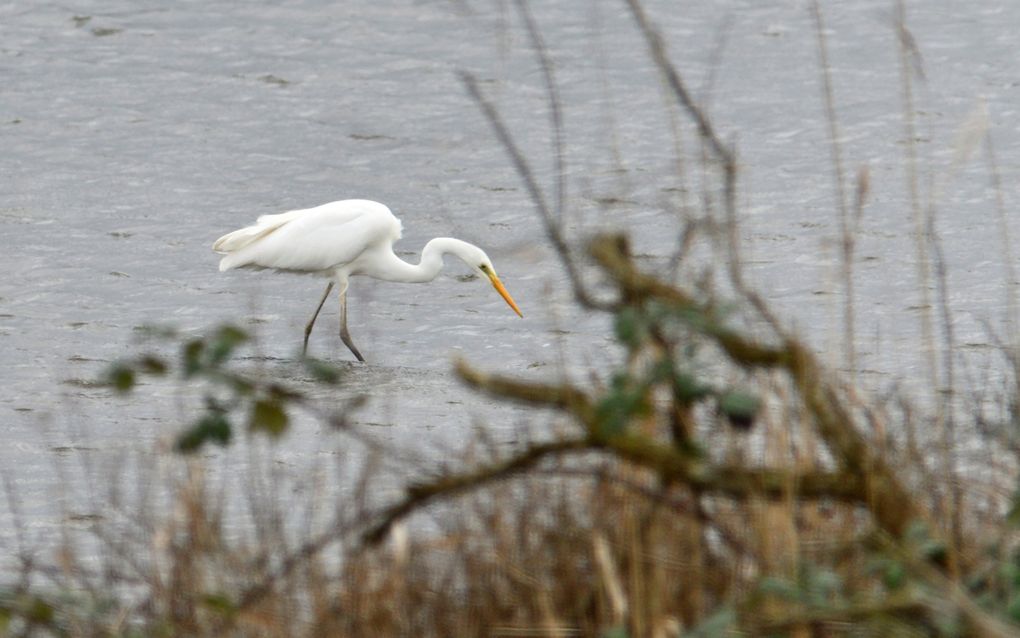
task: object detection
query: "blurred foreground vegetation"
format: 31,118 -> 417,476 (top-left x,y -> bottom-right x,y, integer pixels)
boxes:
7,0 -> 1020,636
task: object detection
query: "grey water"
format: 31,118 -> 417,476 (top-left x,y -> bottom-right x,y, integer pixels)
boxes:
2,0 -> 1019,560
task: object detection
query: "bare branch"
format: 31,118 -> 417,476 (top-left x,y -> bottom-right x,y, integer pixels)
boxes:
811,0 -> 855,374
623,0 -> 732,166
513,0 -> 566,221
587,231 -> 928,538
588,234 -> 793,368
455,356 -> 596,422
456,358 -> 864,502
460,72 -> 611,310
362,437 -> 591,544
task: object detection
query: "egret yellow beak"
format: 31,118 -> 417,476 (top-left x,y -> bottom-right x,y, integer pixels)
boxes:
487,272 -> 523,317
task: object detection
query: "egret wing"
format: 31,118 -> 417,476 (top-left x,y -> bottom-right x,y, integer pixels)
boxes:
217,200 -> 401,273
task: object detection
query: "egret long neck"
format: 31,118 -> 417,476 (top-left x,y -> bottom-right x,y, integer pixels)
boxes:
374,237 -> 467,283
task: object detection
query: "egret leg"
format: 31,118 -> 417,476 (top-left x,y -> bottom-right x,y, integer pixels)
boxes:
303,282 -> 334,356
339,289 -> 366,363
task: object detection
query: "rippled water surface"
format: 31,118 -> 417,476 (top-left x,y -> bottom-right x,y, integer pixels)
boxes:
2,1 -> 1019,551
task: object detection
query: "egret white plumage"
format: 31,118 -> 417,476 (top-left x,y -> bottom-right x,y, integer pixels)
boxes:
213,199 -> 523,362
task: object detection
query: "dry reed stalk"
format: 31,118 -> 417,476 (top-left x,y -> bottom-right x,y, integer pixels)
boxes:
811,0 -> 855,379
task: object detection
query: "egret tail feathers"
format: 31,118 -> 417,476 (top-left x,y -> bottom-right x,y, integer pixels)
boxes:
213,209 -> 306,265
218,252 -> 255,271
213,226 -> 267,253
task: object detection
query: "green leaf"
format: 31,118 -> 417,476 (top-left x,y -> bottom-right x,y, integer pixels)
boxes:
647,358 -> 673,384
176,413 -> 232,453
266,382 -> 302,403
200,593 -> 237,617
249,399 -> 289,437
1008,561 -> 1020,589
104,363 -> 135,394
207,325 -> 249,366
718,390 -> 760,430
757,576 -> 802,602
803,567 -> 843,606
672,371 -> 713,403
601,626 -> 628,638
138,355 -> 168,375
1007,488 -> 1020,527
303,357 -> 343,385
182,339 -> 205,378
685,607 -> 736,637
23,597 -> 54,625
1008,593 -> 1020,623
222,371 -> 256,396
672,305 -> 714,333
613,307 -> 644,348
595,374 -> 649,436
882,560 -> 906,591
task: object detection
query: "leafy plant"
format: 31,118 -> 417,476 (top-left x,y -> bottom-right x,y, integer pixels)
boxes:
103,324 -> 344,453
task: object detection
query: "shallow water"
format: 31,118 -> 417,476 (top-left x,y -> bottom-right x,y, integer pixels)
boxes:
2,1 -> 1019,556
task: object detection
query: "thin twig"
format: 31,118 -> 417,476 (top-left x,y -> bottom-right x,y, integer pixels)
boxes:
460,72 -> 611,310
623,0 -> 732,166
895,1 -> 938,396
623,0 -> 786,339
811,0 -> 855,376
985,130 -> 1019,368
513,0 -> 566,222
896,0 -> 962,575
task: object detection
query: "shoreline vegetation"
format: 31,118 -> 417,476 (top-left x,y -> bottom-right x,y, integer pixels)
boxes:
7,1 -> 1020,635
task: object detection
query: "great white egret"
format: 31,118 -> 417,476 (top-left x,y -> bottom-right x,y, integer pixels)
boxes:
213,199 -> 523,362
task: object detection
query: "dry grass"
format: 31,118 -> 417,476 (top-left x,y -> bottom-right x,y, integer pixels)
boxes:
5,1 -> 1020,636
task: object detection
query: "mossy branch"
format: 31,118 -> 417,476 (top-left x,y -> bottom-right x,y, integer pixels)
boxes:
598,431 -> 863,502
590,232 -> 927,539
589,235 -> 791,368
454,358 -> 597,424
454,359 -> 864,502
